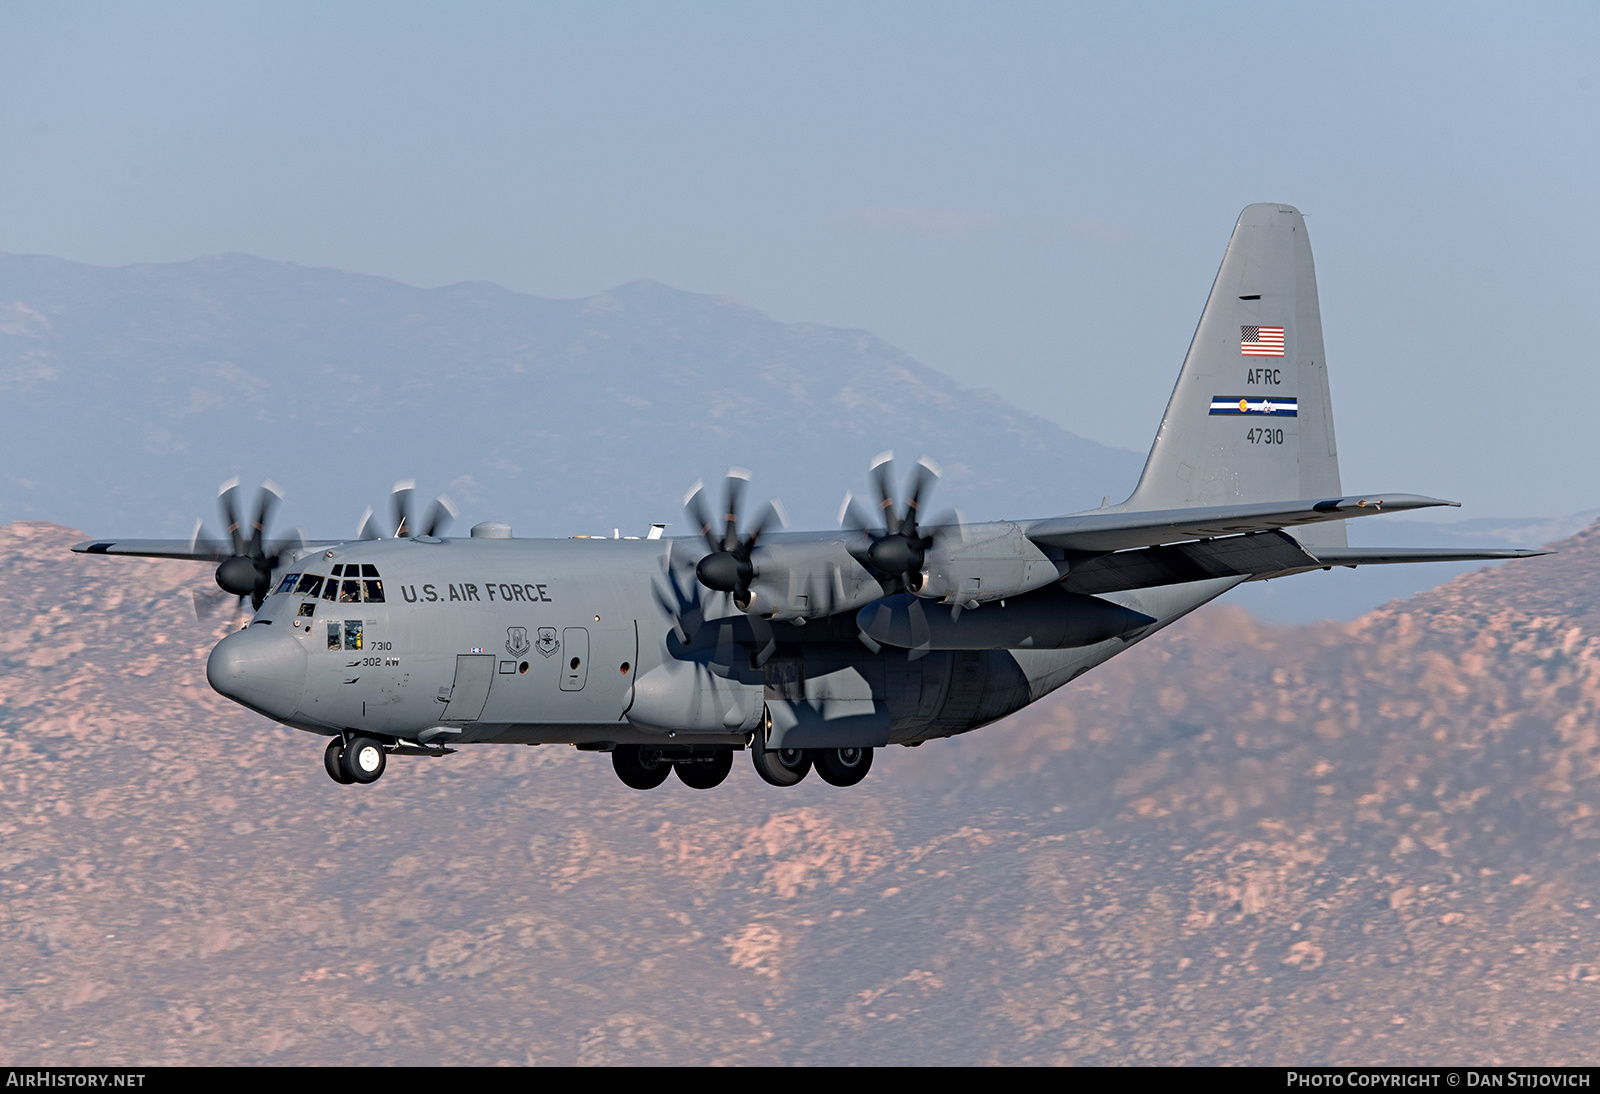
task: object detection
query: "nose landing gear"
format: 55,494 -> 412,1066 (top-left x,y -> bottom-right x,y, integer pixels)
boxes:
323,735 -> 388,785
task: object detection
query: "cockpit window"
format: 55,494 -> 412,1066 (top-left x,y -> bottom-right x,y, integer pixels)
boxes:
321,577 -> 339,602
326,622 -> 340,650
340,579 -> 362,603
363,579 -> 385,603
330,564 -> 344,577
361,564 -> 380,577
275,574 -> 301,595
294,574 -> 323,597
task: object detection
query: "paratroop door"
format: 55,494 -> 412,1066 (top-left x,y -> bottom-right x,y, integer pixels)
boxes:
441,654 -> 495,720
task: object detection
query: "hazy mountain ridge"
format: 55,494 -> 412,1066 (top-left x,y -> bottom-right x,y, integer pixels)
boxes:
2,520 -> 1598,1063
0,252 -> 1142,540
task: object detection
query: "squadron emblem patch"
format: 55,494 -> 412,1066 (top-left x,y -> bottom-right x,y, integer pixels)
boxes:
535,627 -> 559,658
506,626 -> 531,658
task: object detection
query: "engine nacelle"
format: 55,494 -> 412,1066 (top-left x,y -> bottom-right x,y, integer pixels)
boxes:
739,539 -> 885,622
917,521 -> 1063,606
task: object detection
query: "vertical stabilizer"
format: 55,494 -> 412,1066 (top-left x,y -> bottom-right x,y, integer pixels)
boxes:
1125,204 -> 1344,548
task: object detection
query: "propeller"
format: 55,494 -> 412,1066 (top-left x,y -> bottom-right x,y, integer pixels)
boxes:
841,451 -> 941,592
680,468 -> 786,664
194,478 -> 303,615
358,480 -> 458,540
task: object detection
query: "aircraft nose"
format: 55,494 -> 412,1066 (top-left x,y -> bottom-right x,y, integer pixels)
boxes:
207,626 -> 308,722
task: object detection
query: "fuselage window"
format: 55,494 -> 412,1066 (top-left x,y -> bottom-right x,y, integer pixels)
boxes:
294,574 -> 324,598
363,579 -> 385,603
340,579 -> 362,603
275,574 -> 301,595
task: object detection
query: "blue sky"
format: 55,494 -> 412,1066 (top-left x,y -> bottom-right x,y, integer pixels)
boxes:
3,1 -> 1597,518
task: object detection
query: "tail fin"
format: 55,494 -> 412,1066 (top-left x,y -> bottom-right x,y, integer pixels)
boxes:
1125,203 -> 1345,548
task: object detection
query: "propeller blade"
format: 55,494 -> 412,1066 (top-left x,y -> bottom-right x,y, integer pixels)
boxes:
743,498 -> 786,552
266,527 -> 307,566
906,596 -> 932,661
218,477 -> 246,557
838,492 -> 875,535
905,457 -> 940,536
683,480 -> 721,554
748,612 -> 777,666
249,480 -> 284,556
391,479 -> 417,538
188,520 -> 229,562
421,494 -> 458,538
191,587 -> 233,620
357,506 -> 381,541
722,468 -> 751,552
869,451 -> 898,535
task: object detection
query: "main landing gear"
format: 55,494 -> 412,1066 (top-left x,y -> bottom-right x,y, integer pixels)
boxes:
611,745 -> 736,790
324,735 -> 388,785
752,743 -> 873,787
606,741 -> 875,790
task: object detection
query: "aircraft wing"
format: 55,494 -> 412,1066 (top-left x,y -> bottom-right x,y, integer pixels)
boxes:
1304,546 -> 1549,567
1052,533 -> 1548,596
1024,493 -> 1456,553
71,539 -> 343,561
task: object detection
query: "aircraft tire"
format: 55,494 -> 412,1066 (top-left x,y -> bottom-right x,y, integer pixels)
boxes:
339,736 -> 387,784
675,749 -> 733,790
612,745 -> 671,790
814,746 -> 873,787
323,737 -> 355,784
751,743 -> 811,787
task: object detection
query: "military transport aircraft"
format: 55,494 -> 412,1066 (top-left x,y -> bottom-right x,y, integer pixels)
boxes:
73,204 -> 1543,792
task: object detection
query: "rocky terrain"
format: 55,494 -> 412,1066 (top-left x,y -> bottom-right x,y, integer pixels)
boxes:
2,519 -> 1598,1065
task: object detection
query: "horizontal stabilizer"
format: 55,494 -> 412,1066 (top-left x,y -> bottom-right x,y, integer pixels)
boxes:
1025,493 -> 1455,553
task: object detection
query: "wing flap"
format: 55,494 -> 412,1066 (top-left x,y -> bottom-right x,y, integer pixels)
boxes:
1059,530 -> 1319,595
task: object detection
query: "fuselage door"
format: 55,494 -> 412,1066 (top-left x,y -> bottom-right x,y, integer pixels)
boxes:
442,654 -> 495,720
560,627 -> 590,691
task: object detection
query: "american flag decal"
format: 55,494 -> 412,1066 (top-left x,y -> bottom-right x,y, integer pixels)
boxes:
1241,325 -> 1285,357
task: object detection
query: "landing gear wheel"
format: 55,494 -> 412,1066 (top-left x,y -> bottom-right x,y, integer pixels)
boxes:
751,742 -> 811,787
675,749 -> 733,789
323,737 -> 354,784
814,746 -> 873,787
613,744 -> 671,790
339,736 -> 387,784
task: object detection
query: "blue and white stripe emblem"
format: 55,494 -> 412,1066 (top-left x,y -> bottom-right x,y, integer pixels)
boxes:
1209,396 -> 1298,416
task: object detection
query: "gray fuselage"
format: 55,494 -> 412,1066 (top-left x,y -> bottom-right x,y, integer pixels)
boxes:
206,532 -> 1237,752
